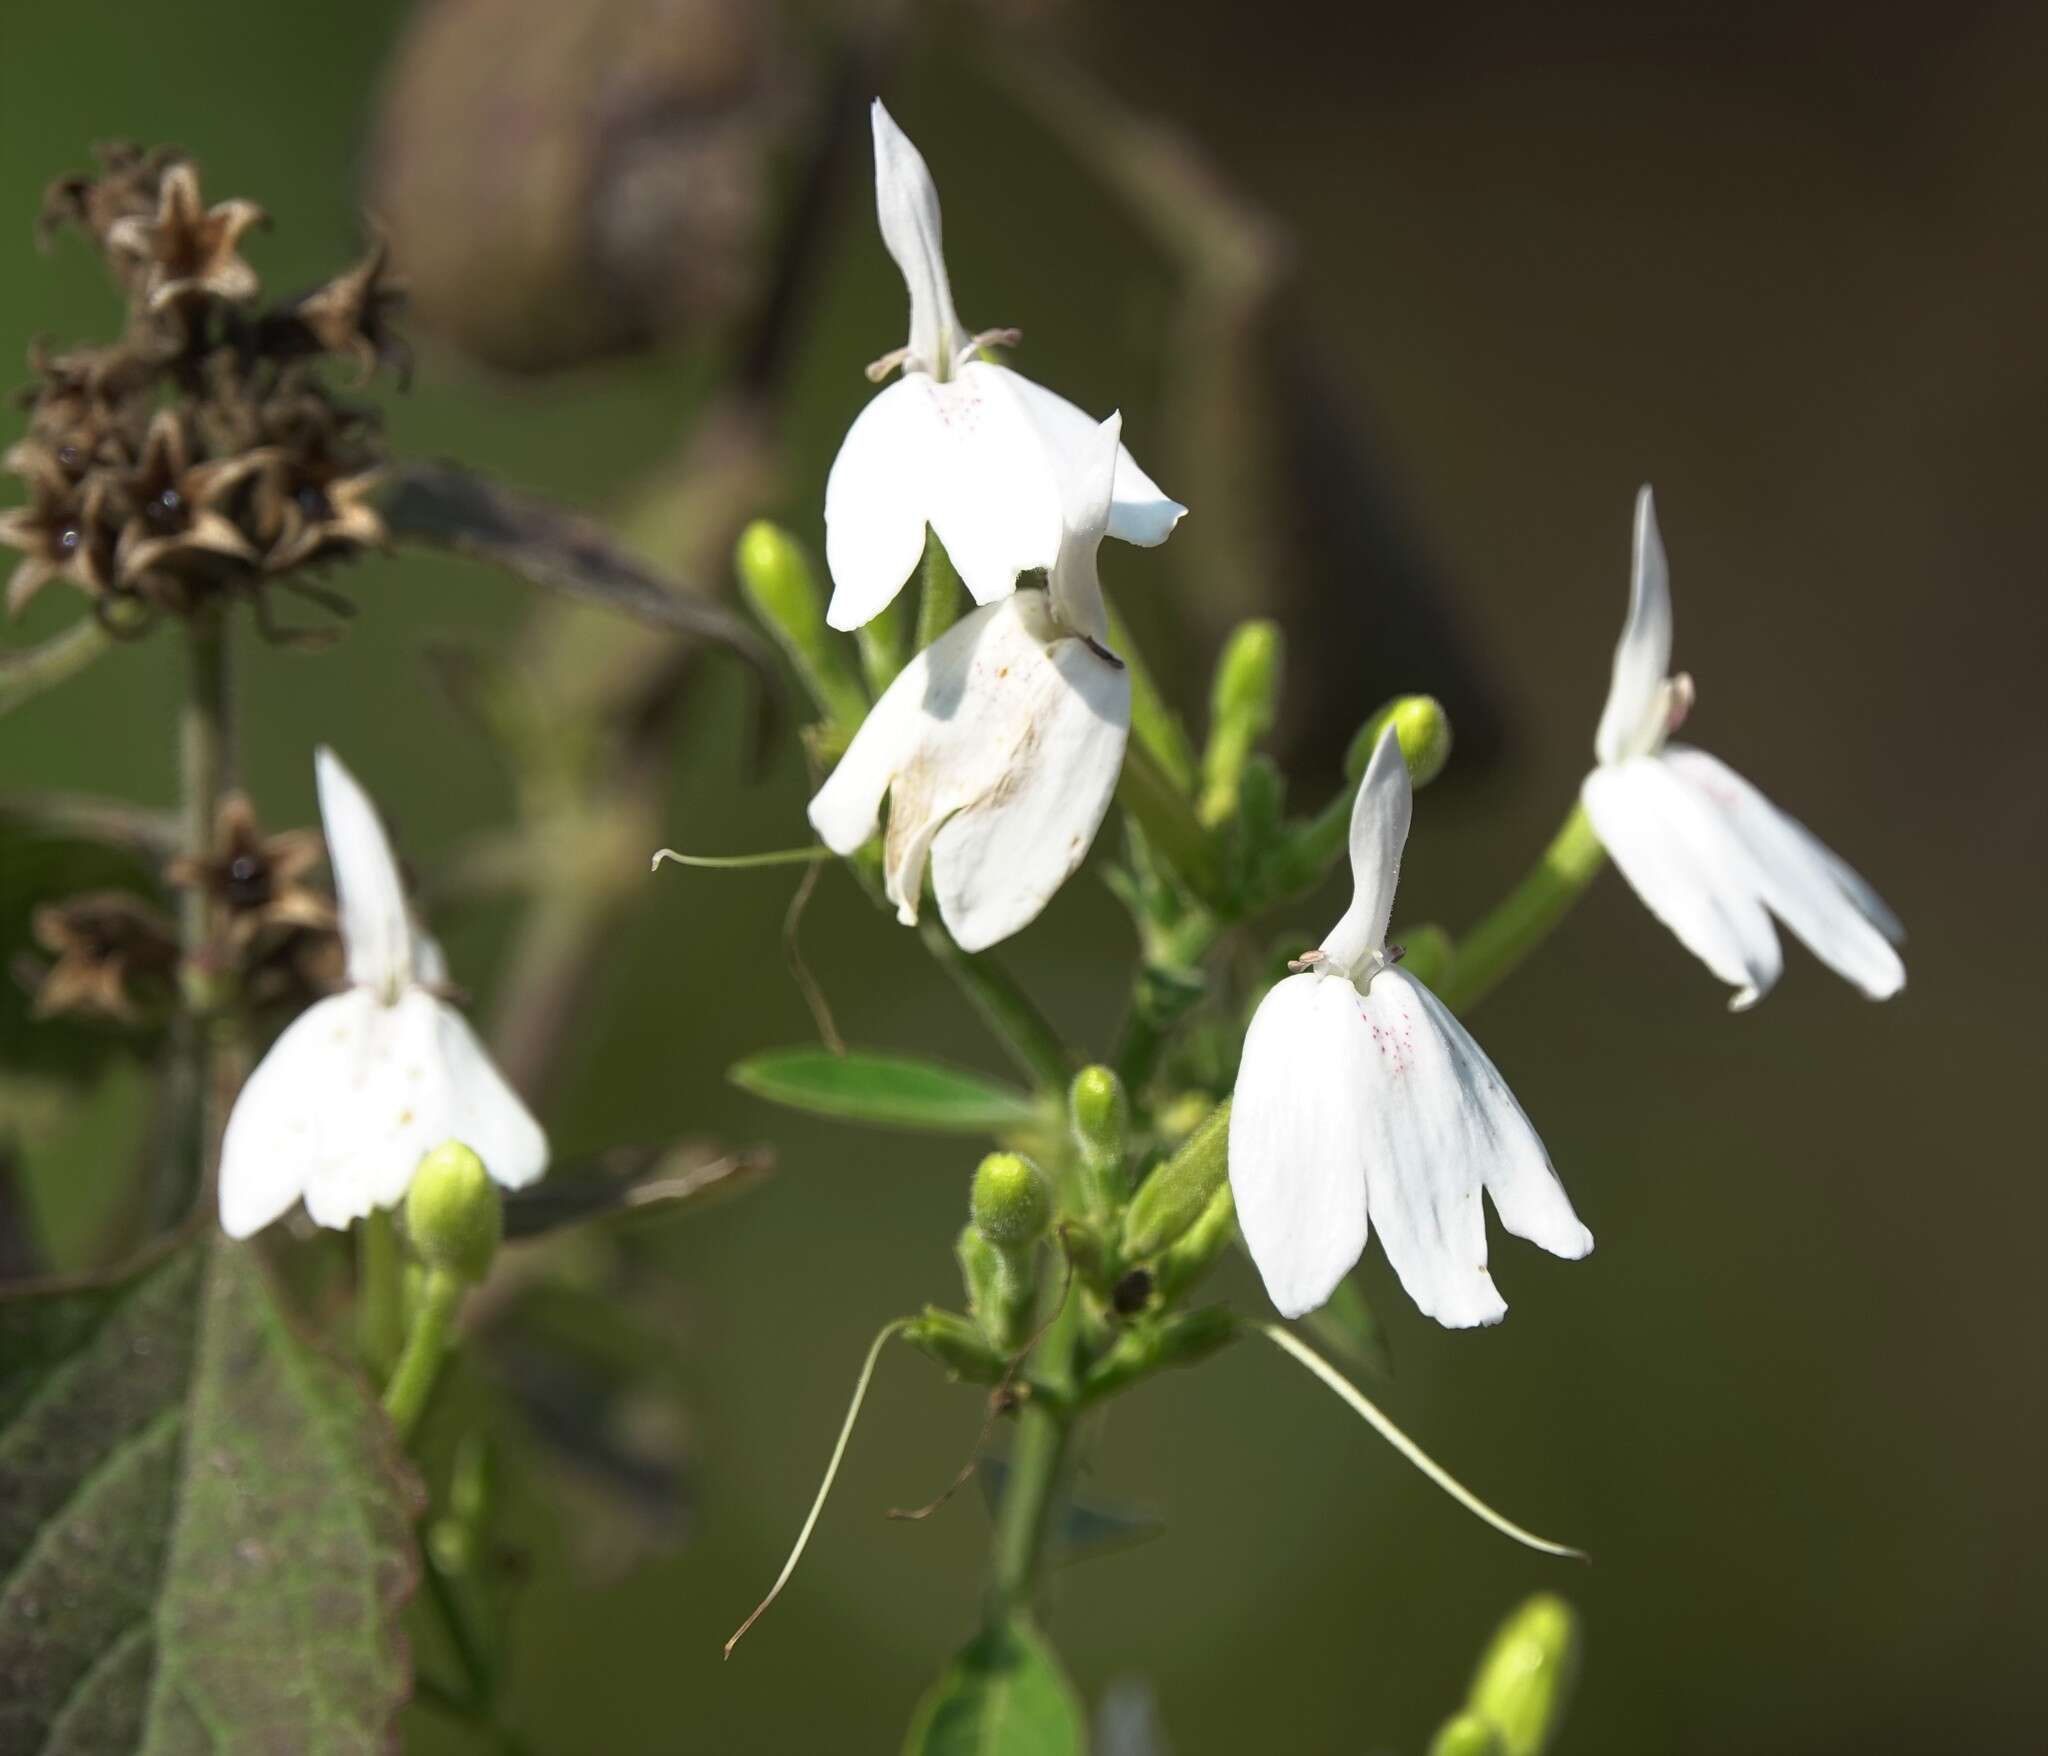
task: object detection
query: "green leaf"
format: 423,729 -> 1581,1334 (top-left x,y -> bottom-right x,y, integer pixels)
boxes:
0,1235 -> 422,1750
903,1616 -> 1086,1756
1299,1269 -> 1394,1383
731,1049 -> 1041,1134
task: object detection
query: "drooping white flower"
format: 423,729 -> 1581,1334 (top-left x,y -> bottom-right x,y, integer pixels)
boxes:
808,412 -> 1132,952
1580,488 -> 1905,1010
821,100 -> 1184,632
1229,727 -> 1594,1326
218,748 -> 547,1238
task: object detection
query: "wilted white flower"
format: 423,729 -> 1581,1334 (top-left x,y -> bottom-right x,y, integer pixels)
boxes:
218,748 -> 547,1238
808,413 -> 1132,952
1581,488 -> 1905,1010
821,100 -> 1184,631
1229,727 -> 1594,1326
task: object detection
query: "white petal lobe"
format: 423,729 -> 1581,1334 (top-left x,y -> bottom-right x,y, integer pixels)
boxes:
1228,973 -> 1373,1319
869,100 -> 960,373
1582,758 -> 1782,1009
316,747 -> 415,997
823,377 -> 946,630
1320,724 -> 1412,980
1662,746 -> 1904,999
1594,486 -> 1674,766
992,367 -> 1186,546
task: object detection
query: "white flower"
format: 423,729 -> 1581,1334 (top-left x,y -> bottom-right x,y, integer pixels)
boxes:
808,412 -> 1132,952
821,99 -> 1184,632
1229,727 -> 1594,1326
1581,488 -> 1905,1010
218,748 -> 547,1238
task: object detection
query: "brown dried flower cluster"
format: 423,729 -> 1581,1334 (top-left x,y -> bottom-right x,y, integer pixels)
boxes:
1,143 -> 408,640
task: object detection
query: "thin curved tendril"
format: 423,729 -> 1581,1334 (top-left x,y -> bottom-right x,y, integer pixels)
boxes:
1254,1320 -> 1588,1562
651,845 -> 834,873
724,1319 -> 908,1660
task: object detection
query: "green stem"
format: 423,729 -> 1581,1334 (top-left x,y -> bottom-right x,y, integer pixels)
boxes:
915,533 -> 962,649
919,920 -> 1072,1092
173,609 -> 234,1223
1435,802 -> 1607,1015
0,616 -> 113,716
1105,598 -> 1196,794
383,1266 -> 466,1440
987,1289 -> 1081,1622
357,1208 -> 406,1374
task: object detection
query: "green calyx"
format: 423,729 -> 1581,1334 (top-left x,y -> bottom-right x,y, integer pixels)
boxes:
1120,1098 -> 1231,1262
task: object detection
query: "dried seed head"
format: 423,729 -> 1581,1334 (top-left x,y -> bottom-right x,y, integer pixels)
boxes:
28,890 -> 179,1024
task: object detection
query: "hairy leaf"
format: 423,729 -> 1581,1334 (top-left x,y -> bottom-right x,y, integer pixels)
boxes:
0,1237 -> 421,1752
731,1049 -> 1042,1135
903,1617 -> 1086,1756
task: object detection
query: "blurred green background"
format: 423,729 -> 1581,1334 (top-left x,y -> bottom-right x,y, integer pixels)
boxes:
3,1 -> 2042,1751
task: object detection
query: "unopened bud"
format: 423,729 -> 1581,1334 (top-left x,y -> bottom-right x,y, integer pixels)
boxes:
1120,1099 -> 1231,1261
1152,1181 -> 1237,1301
1429,1714 -> 1505,1756
405,1140 -> 502,1284
1346,693 -> 1452,790
734,521 -> 867,734
1465,1594 -> 1581,1756
1198,620 -> 1285,827
902,1305 -> 1006,1384
1069,1066 -> 1128,1212
956,1222 -> 1034,1352
971,1152 -> 1052,1249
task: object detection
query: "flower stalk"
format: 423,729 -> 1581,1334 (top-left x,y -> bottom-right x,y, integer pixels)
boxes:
1435,803 -> 1606,1016
383,1264 -> 466,1441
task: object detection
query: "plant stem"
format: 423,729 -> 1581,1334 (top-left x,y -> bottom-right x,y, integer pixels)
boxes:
987,1295 -> 1080,1622
1105,598 -> 1196,794
915,533 -> 961,649
919,920 -> 1072,1092
383,1266 -> 466,1440
1435,802 -> 1607,1015
357,1207 -> 406,1374
174,609 -> 234,1220
1116,742 -> 1228,908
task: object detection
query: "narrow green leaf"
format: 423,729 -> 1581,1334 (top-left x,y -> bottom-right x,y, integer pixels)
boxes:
0,1236 -> 422,1751
731,1050 -> 1040,1134
903,1616 -> 1086,1756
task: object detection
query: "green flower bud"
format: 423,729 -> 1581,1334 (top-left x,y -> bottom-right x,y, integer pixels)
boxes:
956,1223 -> 1033,1352
1465,1594 -> 1581,1756
1152,1181 -> 1237,1301
734,521 -> 867,736
1068,1066 -> 1128,1213
1120,1099 -> 1231,1261
902,1305 -> 1007,1384
404,1141 -> 502,1284
1345,693 -> 1452,790
1393,922 -> 1455,990
971,1152 -> 1052,1249
1429,1713 -> 1506,1756
1198,620 -> 1284,827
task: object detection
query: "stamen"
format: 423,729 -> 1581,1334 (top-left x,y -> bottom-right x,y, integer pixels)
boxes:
724,1318 -> 908,1659
1286,949 -> 1328,974
1254,1321 -> 1588,1561
954,326 -> 1022,368
864,345 -> 915,384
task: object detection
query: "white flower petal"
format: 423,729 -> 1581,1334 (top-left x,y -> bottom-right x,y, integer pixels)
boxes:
1582,757 -> 1782,1009
427,997 -> 550,1189
1045,411 -> 1121,646
924,363 -> 1067,605
869,99 -> 960,374
1663,745 -> 1905,999
1228,972 -> 1372,1319
316,746 -> 416,997
1319,723 -> 1412,979
1353,970 -> 1586,1328
995,365 -> 1186,547
220,988 -> 546,1237
823,376 -> 949,631
807,593 -> 1130,947
930,619 -> 1129,951
1593,486 -> 1674,767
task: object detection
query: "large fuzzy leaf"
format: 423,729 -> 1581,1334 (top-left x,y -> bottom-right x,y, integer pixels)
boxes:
0,1236 -> 421,1752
